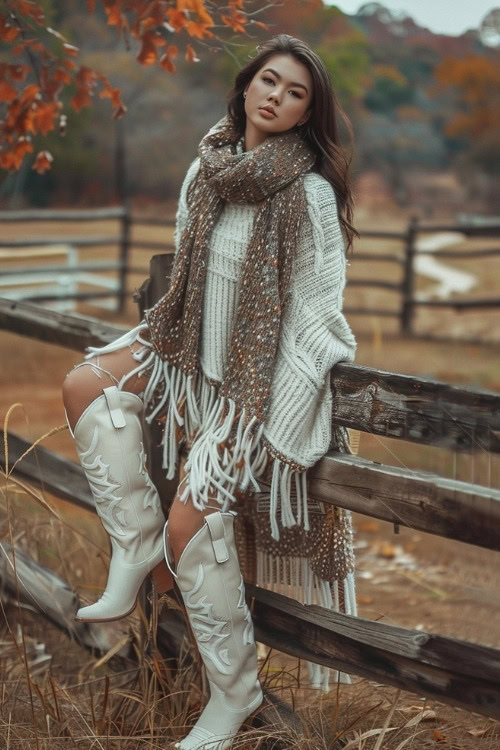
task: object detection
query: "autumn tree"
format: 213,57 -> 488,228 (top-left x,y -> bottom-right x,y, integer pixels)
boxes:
0,0 -> 271,173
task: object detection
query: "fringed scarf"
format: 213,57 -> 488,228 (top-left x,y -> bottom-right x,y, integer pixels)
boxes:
141,114 -> 317,518
145,114 -> 315,421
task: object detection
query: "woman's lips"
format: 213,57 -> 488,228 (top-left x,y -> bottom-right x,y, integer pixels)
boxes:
258,107 -> 277,119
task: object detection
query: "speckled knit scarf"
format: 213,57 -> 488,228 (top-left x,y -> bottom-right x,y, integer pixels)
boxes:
144,113 -> 316,431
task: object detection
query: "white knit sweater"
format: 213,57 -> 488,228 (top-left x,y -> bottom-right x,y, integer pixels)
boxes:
87,144 -> 357,536
174,149 -> 357,469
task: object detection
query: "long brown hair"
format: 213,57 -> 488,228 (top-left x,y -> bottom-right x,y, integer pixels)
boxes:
226,34 -> 359,254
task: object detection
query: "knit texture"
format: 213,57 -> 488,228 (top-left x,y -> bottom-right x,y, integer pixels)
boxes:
175,146 -> 356,469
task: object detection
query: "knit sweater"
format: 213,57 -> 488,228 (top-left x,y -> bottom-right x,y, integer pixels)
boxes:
87,143 -> 357,533
174,146 -> 357,470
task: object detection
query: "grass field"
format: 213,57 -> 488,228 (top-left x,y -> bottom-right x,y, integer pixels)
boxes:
1,209 -> 499,748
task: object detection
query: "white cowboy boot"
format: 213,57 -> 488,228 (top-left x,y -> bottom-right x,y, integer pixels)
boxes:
165,511 -> 263,750
67,385 -> 168,622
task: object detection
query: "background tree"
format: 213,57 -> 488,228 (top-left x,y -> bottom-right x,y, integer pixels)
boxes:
0,0 -> 271,173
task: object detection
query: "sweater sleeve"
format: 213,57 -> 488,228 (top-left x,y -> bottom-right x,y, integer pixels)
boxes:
173,156 -> 201,254
262,172 -> 356,467
288,172 -> 357,382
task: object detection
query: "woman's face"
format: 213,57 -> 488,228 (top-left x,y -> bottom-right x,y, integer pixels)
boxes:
243,53 -> 313,138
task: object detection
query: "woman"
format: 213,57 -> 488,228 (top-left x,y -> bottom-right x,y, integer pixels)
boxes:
62,34 -> 358,750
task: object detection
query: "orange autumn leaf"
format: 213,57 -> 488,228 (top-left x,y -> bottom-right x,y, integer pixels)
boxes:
160,45 -> 178,73
0,80 -> 18,103
32,101 -> 60,135
52,67 -> 72,85
104,0 -> 123,27
185,43 -> 199,63
0,138 -> 33,170
71,87 -> 92,112
99,85 -> 122,108
177,0 -> 214,26
15,1 -> 45,25
431,728 -> 447,742
253,20 -> 269,31
19,83 -> 41,106
186,20 -> 214,39
221,11 -> 246,33
166,8 -> 187,31
6,64 -> 29,82
0,15 -> 20,42
32,150 -> 53,173
136,32 -> 157,64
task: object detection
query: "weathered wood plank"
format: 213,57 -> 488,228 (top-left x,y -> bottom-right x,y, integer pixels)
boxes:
0,542 -> 129,654
346,279 -> 401,291
309,452 -> 500,551
1,261 -> 122,276
0,297 -> 126,351
415,223 -> 500,236
4,430 -> 500,551
247,584 -> 500,720
1,431 -> 95,511
343,307 -> 399,317
0,236 -> 120,247
414,297 -> 500,309
430,247 -> 500,259
331,362 -> 500,453
2,297 -> 499,452
347,252 -> 403,264
0,208 -> 127,221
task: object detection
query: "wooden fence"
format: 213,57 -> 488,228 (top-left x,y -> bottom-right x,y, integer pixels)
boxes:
1,207 -> 499,337
348,216 -> 500,335
0,257 -> 499,725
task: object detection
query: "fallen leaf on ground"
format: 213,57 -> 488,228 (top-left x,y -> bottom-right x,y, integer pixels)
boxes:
432,728 -> 447,742
467,727 -> 494,736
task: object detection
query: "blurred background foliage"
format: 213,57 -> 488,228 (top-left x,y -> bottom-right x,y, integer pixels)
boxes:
0,0 -> 499,213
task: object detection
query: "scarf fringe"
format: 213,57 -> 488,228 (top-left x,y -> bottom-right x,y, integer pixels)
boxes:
256,550 -> 357,691
85,327 -> 309,542
85,325 -> 356,692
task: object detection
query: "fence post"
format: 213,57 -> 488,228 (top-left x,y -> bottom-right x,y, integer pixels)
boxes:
136,254 -> 177,509
118,202 -> 130,313
401,214 -> 419,335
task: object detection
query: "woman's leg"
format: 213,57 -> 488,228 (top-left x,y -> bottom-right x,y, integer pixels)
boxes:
62,341 -> 171,622
166,484 -> 263,750
62,342 -> 149,433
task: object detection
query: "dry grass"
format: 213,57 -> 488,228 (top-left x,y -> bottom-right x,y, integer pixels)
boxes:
2,440 -> 499,749
1,602 -> 499,749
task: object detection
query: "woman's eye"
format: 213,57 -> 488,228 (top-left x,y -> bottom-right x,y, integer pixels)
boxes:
263,77 -> 301,98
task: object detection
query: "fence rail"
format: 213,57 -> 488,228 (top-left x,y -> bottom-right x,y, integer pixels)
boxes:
1,278 -> 499,721
0,208 -> 499,338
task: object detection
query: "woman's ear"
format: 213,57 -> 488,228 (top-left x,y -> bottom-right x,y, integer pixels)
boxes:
297,110 -> 311,127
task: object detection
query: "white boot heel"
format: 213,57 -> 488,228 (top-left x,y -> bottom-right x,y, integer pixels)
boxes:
165,511 -> 263,750
70,385 -> 167,622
